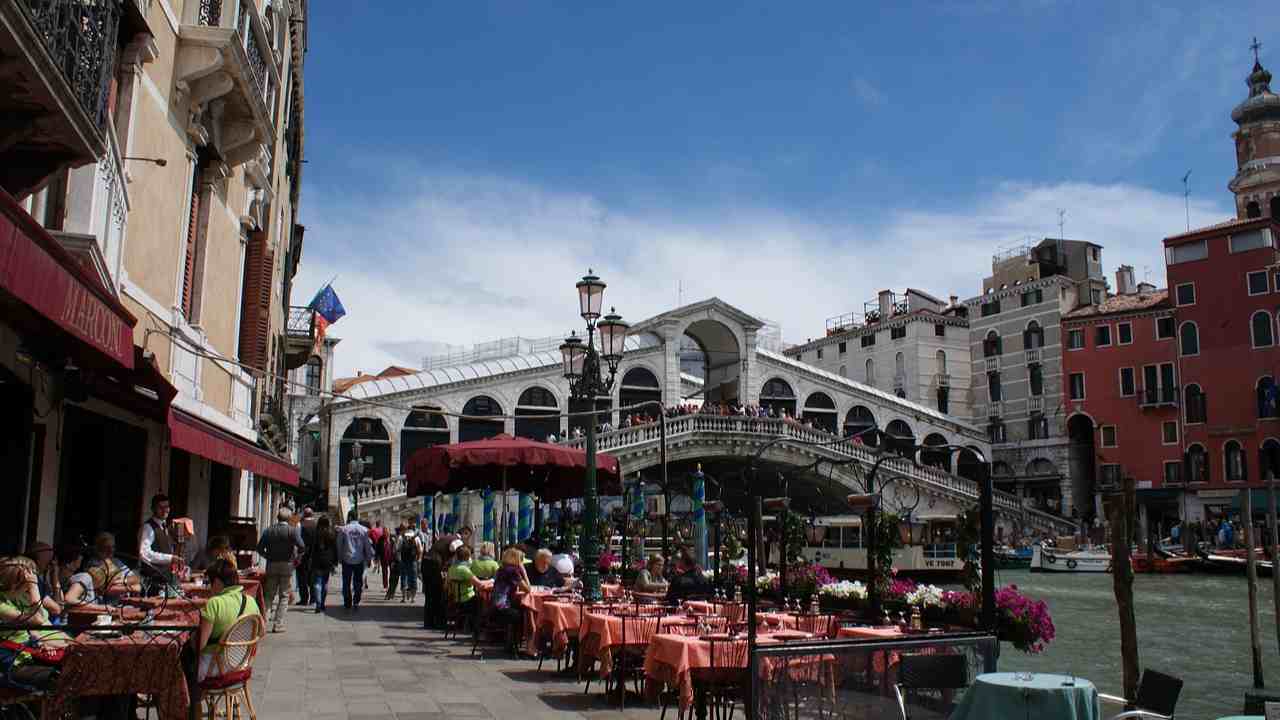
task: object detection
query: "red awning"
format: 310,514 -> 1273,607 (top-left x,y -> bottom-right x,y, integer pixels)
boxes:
0,188 -> 135,369
169,408 -> 298,487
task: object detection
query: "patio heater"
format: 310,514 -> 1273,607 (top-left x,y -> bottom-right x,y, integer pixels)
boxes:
560,270 -> 629,602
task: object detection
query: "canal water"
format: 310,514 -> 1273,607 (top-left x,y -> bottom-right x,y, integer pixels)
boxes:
995,568 -> 1280,719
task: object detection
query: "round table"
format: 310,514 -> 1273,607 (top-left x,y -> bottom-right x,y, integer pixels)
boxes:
950,672 -> 1101,720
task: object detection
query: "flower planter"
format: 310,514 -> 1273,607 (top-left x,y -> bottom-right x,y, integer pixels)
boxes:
819,595 -> 865,613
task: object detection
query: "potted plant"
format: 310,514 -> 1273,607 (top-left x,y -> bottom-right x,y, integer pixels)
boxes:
818,580 -> 866,612
994,585 -> 1055,653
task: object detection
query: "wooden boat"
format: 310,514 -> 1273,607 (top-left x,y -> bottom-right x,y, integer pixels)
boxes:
1193,549 -> 1274,577
994,546 -> 1032,569
1030,545 -> 1111,573
1131,552 -> 1193,573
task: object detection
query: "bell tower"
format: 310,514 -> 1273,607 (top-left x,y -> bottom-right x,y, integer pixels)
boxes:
1229,38 -> 1280,220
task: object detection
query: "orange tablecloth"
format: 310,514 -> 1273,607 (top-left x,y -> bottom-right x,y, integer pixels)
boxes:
644,633 -> 806,710
44,627 -> 195,720
837,625 -> 905,675
580,612 -> 691,677
534,600 -> 586,657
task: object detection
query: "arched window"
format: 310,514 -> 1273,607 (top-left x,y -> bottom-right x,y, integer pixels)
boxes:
1179,322 -> 1199,357
921,432 -> 950,471
838,364 -> 847,378
1184,384 -> 1206,423
401,406 -> 449,469
619,367 -> 662,417
1023,321 -> 1044,349
865,358 -> 876,384
1252,311 -> 1274,348
760,377 -> 796,417
1262,438 -> 1280,480
515,386 -> 560,441
984,330 -> 1002,357
802,392 -> 838,433
460,396 -> 504,442
340,417 -> 391,484
884,419 -> 915,457
1026,458 -> 1058,477
1187,443 -> 1209,483
991,461 -> 1014,478
1224,440 -> 1247,482
935,350 -> 947,374
1258,377 -> 1278,419
1247,201 -> 1262,218
844,405 -> 878,445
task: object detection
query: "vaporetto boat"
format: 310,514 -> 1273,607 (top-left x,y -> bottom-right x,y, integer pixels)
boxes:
1030,545 -> 1112,573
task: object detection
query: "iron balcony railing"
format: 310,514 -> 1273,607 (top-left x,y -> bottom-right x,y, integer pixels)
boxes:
1138,386 -> 1178,408
934,372 -> 951,387
18,0 -> 122,133
196,0 -> 274,113
287,306 -> 314,339
1024,347 -> 1042,365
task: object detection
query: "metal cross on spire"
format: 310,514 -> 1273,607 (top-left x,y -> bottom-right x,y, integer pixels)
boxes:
1252,37 -> 1262,64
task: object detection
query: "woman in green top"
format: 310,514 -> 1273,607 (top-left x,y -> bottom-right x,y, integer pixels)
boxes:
470,542 -> 500,580
446,546 -> 485,617
0,556 -> 70,690
197,558 -> 261,681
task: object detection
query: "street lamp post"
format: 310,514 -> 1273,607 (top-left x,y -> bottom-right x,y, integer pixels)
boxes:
348,441 -> 370,520
560,270 -> 629,602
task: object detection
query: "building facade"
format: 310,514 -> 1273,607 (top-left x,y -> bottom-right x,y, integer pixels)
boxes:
1059,267 -> 1180,534
0,0 -> 309,557
783,289 -> 972,421
963,239 -> 1108,520
286,334 -> 339,509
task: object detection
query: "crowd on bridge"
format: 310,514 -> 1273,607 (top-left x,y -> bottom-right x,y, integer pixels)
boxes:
546,401 -> 835,443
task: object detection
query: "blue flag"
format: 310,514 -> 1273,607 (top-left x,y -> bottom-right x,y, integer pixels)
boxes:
308,284 -> 346,324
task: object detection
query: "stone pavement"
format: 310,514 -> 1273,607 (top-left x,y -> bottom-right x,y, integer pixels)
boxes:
247,588 -> 665,720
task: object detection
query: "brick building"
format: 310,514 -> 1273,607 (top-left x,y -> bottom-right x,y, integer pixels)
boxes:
1059,266 -> 1181,533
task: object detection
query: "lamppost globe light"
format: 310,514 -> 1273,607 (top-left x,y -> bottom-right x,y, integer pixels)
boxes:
559,332 -> 585,379
597,309 -> 629,365
352,440 -> 363,458
576,270 -> 606,321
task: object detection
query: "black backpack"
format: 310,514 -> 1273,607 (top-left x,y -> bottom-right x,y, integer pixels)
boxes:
398,534 -> 418,563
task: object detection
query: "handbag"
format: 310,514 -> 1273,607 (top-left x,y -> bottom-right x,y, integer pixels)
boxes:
0,637 -> 66,666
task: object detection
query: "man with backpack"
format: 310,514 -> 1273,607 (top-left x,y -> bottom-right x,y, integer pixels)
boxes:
397,522 -> 423,603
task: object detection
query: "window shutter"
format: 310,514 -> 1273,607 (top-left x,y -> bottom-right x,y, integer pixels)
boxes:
238,231 -> 273,371
181,166 -> 202,320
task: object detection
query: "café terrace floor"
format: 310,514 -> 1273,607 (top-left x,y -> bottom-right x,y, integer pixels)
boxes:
249,589 -> 666,720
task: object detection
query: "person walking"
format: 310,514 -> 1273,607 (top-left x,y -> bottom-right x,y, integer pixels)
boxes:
398,523 -> 423,603
369,520 -> 387,589
384,524 -> 403,601
257,507 -> 304,633
295,506 -> 317,607
309,515 -> 338,613
336,510 -> 375,612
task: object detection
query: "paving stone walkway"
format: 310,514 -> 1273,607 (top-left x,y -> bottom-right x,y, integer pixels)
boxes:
248,587 -> 665,720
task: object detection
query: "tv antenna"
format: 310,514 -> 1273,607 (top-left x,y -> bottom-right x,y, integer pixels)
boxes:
1182,170 -> 1192,231
1057,209 -> 1066,239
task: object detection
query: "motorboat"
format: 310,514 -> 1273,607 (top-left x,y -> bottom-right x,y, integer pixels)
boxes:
1030,544 -> 1111,573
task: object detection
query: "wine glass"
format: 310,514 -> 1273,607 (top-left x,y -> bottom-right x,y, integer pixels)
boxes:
881,610 -> 891,627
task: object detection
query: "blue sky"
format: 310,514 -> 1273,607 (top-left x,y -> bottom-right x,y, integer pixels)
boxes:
294,1 -> 1278,377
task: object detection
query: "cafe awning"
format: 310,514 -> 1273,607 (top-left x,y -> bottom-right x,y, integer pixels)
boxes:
169,408 -> 298,486
0,188 -> 134,369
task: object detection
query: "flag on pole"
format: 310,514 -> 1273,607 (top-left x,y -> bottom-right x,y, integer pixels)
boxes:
307,284 -> 345,356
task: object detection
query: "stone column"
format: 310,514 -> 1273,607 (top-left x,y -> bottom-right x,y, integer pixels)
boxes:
743,329 -> 758,406
662,321 -> 682,404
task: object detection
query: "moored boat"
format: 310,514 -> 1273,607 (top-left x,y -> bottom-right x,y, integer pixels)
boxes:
995,545 -> 1032,569
1030,544 -> 1111,573
1193,549 -> 1274,577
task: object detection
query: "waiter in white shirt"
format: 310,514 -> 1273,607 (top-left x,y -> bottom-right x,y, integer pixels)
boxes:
138,493 -> 185,592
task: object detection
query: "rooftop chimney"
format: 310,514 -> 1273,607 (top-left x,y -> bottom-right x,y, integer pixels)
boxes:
878,290 -> 894,319
949,294 -> 958,307
1116,265 -> 1135,295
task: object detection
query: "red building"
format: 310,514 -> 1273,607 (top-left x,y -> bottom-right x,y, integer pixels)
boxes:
1060,267 -> 1181,533
1158,52 -> 1280,524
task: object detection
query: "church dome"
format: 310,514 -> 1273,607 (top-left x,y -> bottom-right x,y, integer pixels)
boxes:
1232,59 -> 1280,125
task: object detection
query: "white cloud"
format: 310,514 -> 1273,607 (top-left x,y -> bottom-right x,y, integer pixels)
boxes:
294,171 -> 1230,379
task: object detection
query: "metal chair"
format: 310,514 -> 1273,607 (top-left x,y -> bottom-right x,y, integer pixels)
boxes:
200,613 -> 266,720
687,637 -> 750,720
892,653 -> 968,720
1099,669 -> 1184,720
442,579 -> 474,641
611,613 -> 663,709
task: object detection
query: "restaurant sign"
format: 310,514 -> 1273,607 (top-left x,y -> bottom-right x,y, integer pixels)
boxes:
0,190 -> 133,368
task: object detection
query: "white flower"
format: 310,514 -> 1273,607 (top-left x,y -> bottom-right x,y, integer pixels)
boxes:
754,571 -> 778,591
702,569 -> 715,580
818,580 -> 866,600
905,584 -> 944,608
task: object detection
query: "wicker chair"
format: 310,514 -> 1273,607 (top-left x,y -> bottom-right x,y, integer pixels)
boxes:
200,613 -> 266,720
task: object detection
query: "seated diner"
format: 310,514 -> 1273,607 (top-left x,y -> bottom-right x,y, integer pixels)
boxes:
54,544 -> 95,607
665,547 -> 711,602
470,542 -> 499,580
0,556 -> 71,691
446,546 -> 484,618
526,549 -> 570,589
84,532 -> 142,596
488,548 -> 531,653
635,554 -> 669,593
197,558 -> 261,681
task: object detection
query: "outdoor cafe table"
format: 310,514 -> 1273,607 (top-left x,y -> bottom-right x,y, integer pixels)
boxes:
580,611 -> 692,678
644,631 -> 820,712
950,672 -> 1101,720
43,623 -> 199,720
533,599 -> 585,658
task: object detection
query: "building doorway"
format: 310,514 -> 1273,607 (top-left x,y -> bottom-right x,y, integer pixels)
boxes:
56,405 -> 147,556
0,370 -> 35,555
1067,414 -> 1097,523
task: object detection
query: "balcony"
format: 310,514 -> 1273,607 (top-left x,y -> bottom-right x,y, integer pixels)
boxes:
1027,396 -> 1044,414
984,356 -> 1000,373
1025,347 -> 1042,365
981,402 -> 1004,418
0,0 -> 129,196
934,372 -> 951,388
1138,386 -> 1178,408
284,305 -> 315,369
176,0 -> 278,169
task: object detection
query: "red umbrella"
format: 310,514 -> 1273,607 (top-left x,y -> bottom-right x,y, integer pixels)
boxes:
404,434 -> 622,502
